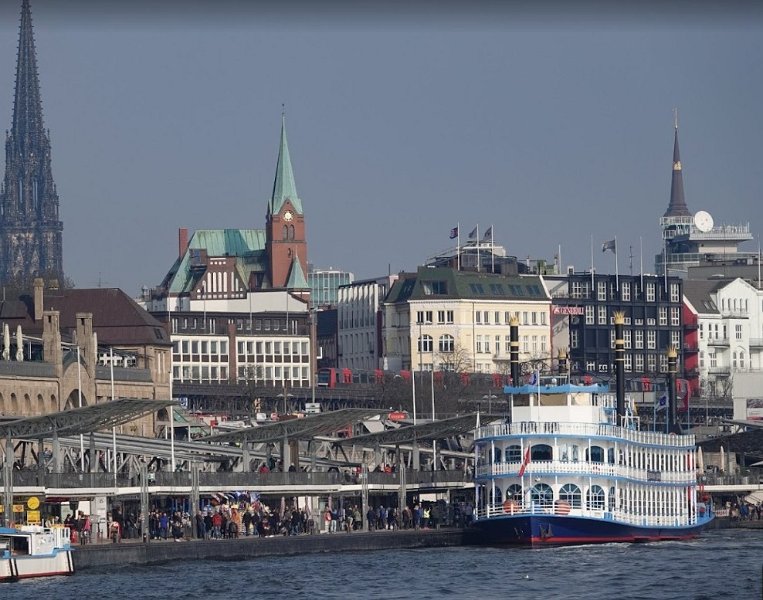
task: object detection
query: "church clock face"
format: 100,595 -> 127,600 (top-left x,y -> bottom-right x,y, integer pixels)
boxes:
283,210 -> 293,222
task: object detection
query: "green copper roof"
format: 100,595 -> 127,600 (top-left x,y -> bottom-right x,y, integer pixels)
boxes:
167,229 -> 267,293
286,257 -> 309,290
269,116 -> 303,216
385,267 -> 549,304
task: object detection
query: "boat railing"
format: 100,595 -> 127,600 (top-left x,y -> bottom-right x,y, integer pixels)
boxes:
476,422 -> 695,448
476,502 -> 702,527
476,460 -> 697,484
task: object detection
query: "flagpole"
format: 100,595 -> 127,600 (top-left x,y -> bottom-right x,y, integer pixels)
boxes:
476,225 -> 481,272
491,224 -> 495,273
590,234 -> 595,293
640,237 -> 644,294
457,222 -> 461,271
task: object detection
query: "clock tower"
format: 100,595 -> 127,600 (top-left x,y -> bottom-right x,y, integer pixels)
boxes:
266,115 -> 308,290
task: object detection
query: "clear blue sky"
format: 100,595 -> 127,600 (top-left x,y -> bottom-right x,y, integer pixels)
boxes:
0,1 -> 761,294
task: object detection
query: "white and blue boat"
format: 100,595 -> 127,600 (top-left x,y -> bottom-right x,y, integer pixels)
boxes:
0,525 -> 74,581
472,379 -> 714,546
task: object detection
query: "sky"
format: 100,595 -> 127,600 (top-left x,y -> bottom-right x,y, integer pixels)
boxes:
0,1 -> 761,295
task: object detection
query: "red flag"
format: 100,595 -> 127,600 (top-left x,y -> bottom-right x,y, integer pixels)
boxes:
518,446 -> 531,477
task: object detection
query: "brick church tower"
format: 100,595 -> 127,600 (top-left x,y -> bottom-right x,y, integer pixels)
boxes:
0,0 -> 64,286
266,115 -> 308,290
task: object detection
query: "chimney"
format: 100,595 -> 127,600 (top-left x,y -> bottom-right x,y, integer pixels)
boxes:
178,228 -> 189,258
667,346 -> 680,434
614,311 -> 625,425
42,310 -> 62,371
33,277 -> 44,321
75,312 -> 95,377
509,316 -> 520,386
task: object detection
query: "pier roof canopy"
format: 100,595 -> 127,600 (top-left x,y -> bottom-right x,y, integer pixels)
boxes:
199,408 -> 385,445
333,413 -> 486,447
0,399 -> 175,440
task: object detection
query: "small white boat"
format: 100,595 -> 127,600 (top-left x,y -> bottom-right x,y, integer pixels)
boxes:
0,525 -> 74,581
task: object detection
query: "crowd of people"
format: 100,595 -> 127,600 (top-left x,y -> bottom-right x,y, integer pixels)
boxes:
51,497 -> 476,544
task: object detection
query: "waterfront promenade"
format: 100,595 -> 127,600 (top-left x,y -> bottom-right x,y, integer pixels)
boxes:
72,527 -> 478,570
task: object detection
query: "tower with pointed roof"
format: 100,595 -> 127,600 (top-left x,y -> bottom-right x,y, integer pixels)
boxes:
0,0 -> 63,287
266,115 -> 308,291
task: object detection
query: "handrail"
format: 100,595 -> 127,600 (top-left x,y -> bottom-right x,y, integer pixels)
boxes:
475,460 -> 696,484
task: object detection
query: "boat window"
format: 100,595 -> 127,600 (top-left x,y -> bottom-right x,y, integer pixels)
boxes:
493,447 -> 502,463
608,448 -> 615,465
586,485 -> 606,510
531,444 -> 553,461
489,486 -> 503,504
608,487 -> 616,511
507,484 -> 522,502
506,445 -> 521,462
587,446 -> 605,463
530,483 -> 554,508
571,445 -> 579,462
559,483 -> 582,508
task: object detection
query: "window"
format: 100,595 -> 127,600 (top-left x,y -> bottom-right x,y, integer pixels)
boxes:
659,354 -> 668,373
625,354 -> 632,372
531,444 -> 553,461
634,353 -> 644,372
495,311 -> 500,324
507,484 -> 523,502
559,484 -> 582,509
709,352 -> 717,368
670,283 -> 680,303
572,281 -> 582,299
439,334 -> 454,353
598,306 -> 607,325
740,351 -> 746,369
647,283 -> 655,302
635,330 -> 643,349
475,311 -> 481,324
624,329 -> 632,349
586,485 -> 606,510
418,335 -> 433,353
570,330 -> 579,349
483,311 -> 490,324
541,312 -> 547,326
523,311 -> 529,325
504,335 -> 511,353
647,353 -> 656,372
531,483 -> 554,509
597,281 -> 606,301
670,307 -> 680,326
647,330 -> 656,349
585,305 -> 594,325
736,324 -> 742,340
659,307 -> 668,326
587,446 -> 605,463
621,282 -> 631,302
476,335 -> 483,353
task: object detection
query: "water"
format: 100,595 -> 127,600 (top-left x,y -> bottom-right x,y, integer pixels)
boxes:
4,529 -> 762,599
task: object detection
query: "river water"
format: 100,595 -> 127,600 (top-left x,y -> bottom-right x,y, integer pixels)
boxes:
5,529 -> 761,599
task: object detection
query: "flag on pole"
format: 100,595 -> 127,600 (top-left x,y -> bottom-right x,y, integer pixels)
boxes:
655,394 -> 668,411
528,370 -> 538,386
602,239 -> 616,253
518,446 -> 531,477
482,226 -> 493,241
449,226 -> 459,239
468,226 -> 478,239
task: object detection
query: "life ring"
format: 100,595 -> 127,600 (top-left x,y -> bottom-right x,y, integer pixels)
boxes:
554,500 -> 571,515
503,500 -> 517,514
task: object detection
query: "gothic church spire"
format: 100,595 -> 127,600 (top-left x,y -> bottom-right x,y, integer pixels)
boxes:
268,114 -> 302,216
0,0 -> 64,286
663,112 -> 691,218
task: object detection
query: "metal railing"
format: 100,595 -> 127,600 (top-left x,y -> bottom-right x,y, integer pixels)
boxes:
476,460 -> 696,484
476,422 -> 696,448
1,468 -> 470,490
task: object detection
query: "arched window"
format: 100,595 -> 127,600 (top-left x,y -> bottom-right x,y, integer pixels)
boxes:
586,485 -> 606,510
740,351 -> 745,369
732,352 -> 737,369
531,444 -> 553,461
559,483 -> 582,508
289,224 -> 295,240
587,446 -> 605,463
282,225 -> 289,240
418,335 -> 433,353
438,334 -> 454,353
507,484 -> 522,502
530,483 -> 554,508
506,445 -> 521,462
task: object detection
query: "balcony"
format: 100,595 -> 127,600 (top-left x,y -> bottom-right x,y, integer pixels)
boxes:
749,338 -> 763,348
683,344 -> 699,353
720,310 -> 748,319
707,338 -> 729,347
708,366 -> 731,376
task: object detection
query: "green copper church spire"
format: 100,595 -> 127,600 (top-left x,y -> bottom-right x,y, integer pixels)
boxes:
268,113 -> 302,216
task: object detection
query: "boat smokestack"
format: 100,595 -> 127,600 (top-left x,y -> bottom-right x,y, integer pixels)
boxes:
614,311 -> 625,424
510,316 -> 520,386
667,346 -> 680,434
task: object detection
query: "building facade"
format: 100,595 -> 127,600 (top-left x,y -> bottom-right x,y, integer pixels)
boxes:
337,274 -> 398,372
0,0 -> 64,286
547,273 -> 684,389
308,267 -> 354,308
383,267 -> 551,374
144,117 -> 313,388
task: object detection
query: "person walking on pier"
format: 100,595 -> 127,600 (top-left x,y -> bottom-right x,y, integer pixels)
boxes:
195,511 -> 206,539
